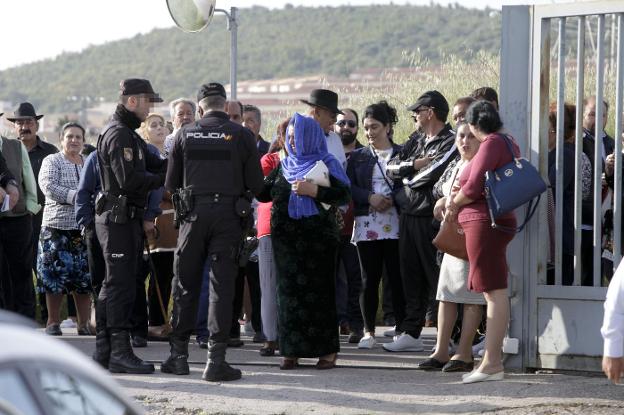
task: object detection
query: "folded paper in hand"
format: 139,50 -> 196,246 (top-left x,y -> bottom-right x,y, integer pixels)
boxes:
1,195 -> 9,212
304,160 -> 330,210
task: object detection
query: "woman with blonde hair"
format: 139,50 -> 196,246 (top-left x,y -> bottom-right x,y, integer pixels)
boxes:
139,113 -> 177,341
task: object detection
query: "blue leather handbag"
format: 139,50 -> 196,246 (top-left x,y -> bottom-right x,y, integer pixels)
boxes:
484,134 -> 547,232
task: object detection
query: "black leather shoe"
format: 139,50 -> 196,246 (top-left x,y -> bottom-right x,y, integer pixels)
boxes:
108,331 -> 155,374
348,331 -> 363,344
161,355 -> 189,375
161,337 -> 190,375
442,359 -> 474,372
227,337 -> 244,347
202,362 -> 242,382
259,341 -> 277,357
416,357 -> 447,370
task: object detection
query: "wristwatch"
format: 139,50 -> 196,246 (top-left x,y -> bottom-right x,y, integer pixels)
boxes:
6,179 -> 18,188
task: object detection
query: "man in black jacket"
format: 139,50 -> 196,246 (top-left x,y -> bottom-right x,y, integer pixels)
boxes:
384,91 -> 457,352
94,78 -> 167,374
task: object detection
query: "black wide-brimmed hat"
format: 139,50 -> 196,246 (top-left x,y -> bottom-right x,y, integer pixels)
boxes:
300,89 -> 343,115
6,102 -> 44,122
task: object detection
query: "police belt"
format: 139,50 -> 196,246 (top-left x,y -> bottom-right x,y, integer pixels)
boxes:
193,192 -> 236,204
102,201 -> 146,219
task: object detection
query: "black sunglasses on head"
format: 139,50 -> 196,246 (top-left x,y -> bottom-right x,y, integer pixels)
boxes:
336,120 -> 357,128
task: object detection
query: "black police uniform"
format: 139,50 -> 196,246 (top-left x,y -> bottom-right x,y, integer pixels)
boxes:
163,109 -> 263,381
94,104 -> 166,373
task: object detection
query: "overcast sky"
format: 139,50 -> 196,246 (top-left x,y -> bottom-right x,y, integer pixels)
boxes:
0,0 -> 567,70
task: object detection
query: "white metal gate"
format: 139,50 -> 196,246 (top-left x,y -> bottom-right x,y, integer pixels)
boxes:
500,1 -> 624,371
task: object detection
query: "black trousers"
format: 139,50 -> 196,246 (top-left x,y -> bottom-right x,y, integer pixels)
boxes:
356,239 -> 405,333
95,212 -> 144,331
0,215 -> 35,319
148,251 -> 174,327
398,214 -> 439,338
381,269 -> 395,324
337,236 -> 364,331
230,260 -> 262,337
170,202 -> 241,344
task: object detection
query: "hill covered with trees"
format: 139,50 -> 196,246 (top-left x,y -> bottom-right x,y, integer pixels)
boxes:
0,3 -> 500,113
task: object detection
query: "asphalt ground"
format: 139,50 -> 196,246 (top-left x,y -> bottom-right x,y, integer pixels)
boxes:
57,327 -> 624,415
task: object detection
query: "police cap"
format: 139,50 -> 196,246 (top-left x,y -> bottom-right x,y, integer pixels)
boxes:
120,78 -> 163,102
197,83 -> 227,102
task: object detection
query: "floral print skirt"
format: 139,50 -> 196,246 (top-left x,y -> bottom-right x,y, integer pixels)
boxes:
37,227 -> 91,294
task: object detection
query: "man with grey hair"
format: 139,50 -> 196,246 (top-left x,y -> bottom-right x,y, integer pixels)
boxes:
163,98 -> 196,156
162,82 -> 263,382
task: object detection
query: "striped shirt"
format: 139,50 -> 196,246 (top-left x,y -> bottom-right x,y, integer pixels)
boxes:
39,152 -> 83,230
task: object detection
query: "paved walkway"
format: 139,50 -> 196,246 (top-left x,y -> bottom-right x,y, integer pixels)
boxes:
59,327 -> 624,414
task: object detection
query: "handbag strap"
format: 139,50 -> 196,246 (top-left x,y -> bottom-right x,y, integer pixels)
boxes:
499,134 -> 522,167
370,146 -> 396,191
488,194 -> 541,234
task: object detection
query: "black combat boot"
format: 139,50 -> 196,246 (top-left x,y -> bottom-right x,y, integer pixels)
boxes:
108,330 -> 155,374
161,336 -> 190,375
202,342 -> 242,382
92,329 -> 111,369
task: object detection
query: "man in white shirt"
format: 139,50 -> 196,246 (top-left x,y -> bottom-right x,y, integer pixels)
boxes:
301,89 -> 347,169
601,261 -> 624,383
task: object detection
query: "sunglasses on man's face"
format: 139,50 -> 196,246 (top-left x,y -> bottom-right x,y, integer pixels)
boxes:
336,120 -> 357,128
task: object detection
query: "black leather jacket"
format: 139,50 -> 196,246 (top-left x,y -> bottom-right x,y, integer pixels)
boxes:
386,123 -> 457,216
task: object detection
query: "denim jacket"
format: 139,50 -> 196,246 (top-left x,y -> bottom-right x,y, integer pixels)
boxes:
346,144 -> 402,217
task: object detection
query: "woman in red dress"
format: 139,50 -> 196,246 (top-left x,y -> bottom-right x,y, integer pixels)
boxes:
444,100 -> 519,383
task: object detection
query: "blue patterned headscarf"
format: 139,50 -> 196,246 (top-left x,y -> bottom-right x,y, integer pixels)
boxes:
280,113 -> 350,219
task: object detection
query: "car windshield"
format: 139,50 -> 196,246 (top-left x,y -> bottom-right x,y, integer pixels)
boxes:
0,369 -> 42,415
38,369 -> 130,415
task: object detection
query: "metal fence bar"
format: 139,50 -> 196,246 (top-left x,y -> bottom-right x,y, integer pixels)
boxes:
555,17 -> 566,286
593,14 -> 606,287
574,16 -> 586,286
614,13 -> 624,268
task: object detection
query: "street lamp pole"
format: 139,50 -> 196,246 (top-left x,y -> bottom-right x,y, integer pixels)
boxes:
215,7 -> 238,99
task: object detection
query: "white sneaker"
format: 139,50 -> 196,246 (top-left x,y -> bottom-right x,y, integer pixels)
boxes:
60,318 -> 76,329
383,326 -> 396,337
358,335 -> 376,349
472,335 -> 485,355
382,333 -> 424,352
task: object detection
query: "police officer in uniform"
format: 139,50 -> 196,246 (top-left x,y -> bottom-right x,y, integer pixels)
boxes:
161,83 -> 263,382
94,78 -> 167,374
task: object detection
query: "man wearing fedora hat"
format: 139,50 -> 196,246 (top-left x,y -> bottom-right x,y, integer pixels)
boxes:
94,78 -> 167,374
6,102 -> 58,322
0,106 -> 42,318
301,89 -> 347,169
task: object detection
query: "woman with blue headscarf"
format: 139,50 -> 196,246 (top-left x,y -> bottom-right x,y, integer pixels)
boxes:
257,113 -> 351,370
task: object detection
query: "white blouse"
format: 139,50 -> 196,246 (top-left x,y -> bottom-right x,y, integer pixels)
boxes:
352,147 -> 400,243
